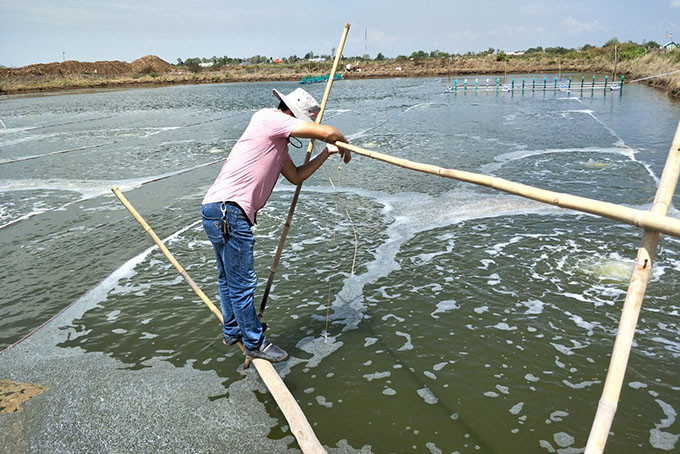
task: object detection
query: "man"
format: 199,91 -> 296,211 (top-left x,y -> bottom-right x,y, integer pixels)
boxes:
201,88 -> 350,362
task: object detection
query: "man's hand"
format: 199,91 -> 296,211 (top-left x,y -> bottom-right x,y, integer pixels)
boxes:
325,144 -> 351,164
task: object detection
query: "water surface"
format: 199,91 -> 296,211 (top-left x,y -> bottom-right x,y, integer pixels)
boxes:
1,77 -> 679,452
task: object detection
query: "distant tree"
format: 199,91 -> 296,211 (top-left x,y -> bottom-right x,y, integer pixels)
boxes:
304,51 -> 315,60
429,49 -> 449,58
375,52 -> 385,60
581,44 -> 595,51
496,51 -> 508,62
486,47 -> 495,55
545,46 -> 570,55
644,40 -> 660,50
604,37 -> 620,47
395,55 -> 409,61
525,46 -> 544,54
184,58 -> 201,73
176,58 -> 183,65
288,55 -> 300,63
410,50 -> 428,59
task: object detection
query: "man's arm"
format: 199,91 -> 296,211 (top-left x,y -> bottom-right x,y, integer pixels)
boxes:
290,122 -> 348,146
281,145 -> 346,186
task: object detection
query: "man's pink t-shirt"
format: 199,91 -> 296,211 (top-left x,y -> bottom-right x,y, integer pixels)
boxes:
202,108 -> 303,224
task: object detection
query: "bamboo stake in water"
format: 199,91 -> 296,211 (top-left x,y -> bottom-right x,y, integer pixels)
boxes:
333,140 -> 680,238
585,122 -> 680,453
259,23 -> 351,318
111,186 -> 326,454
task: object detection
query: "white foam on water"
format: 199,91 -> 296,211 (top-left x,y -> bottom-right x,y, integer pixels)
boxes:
416,386 -> 439,404
553,432 -> 575,448
525,373 -> 540,383
362,371 -> 391,382
430,300 -> 459,319
424,371 -> 437,380
496,385 -> 510,394
522,299 -> 544,315
432,361 -> 447,371
629,381 -> 648,389
493,322 -> 517,331
315,395 -> 333,408
425,441 -> 442,454
363,337 -> 378,347
382,387 -> 397,396
0,159 -> 221,230
481,146 -> 637,175
650,399 -> 679,451
509,402 -> 524,415
106,310 -> 121,322
562,379 -> 600,390
549,410 -> 569,422
395,331 -> 413,351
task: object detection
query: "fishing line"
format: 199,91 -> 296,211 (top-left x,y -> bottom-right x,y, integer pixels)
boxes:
322,151 -> 359,341
324,158 -> 343,341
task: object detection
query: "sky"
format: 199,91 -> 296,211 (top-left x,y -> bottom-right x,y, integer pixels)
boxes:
1,0 -> 679,67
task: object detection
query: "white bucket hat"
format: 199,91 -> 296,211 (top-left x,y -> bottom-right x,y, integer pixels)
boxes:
272,88 -> 320,122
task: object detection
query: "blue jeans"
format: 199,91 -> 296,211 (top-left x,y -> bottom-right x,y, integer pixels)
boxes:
201,202 -> 264,350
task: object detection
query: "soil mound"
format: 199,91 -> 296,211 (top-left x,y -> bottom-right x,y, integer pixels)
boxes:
130,55 -> 174,74
0,55 -> 173,77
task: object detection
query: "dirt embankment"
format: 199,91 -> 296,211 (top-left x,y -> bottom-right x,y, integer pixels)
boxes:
0,55 -> 173,78
1,54 -> 679,98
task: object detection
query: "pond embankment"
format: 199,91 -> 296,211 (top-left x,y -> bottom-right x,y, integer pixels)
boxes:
1,53 -> 679,98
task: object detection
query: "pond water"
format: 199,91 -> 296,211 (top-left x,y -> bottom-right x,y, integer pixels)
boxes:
1,76 -> 679,452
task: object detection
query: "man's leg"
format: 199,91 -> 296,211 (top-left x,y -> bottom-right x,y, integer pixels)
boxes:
202,204 -> 240,343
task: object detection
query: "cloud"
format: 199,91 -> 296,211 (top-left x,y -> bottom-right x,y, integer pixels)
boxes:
670,0 -> 680,8
488,25 -> 543,37
445,30 -> 481,40
563,16 -> 601,33
368,29 -> 398,45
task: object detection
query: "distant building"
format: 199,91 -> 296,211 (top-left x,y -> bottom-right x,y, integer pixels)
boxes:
663,41 -> 678,53
506,51 -> 525,56
199,62 -> 214,68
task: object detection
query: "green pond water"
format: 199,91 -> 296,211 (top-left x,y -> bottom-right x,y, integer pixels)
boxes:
1,76 -> 679,453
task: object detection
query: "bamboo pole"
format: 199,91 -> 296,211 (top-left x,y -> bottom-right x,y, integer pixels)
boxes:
333,141 -> 680,238
585,122 -> 680,453
259,23 -> 351,317
111,186 -> 326,454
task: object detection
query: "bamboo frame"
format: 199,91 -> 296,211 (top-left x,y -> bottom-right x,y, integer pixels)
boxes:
585,123 -> 680,453
111,186 -> 326,454
333,140 -> 680,238
259,23 -> 351,317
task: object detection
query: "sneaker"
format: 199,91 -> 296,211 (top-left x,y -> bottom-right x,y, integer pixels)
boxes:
221,324 -> 267,347
244,340 -> 288,362
222,335 -> 241,346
